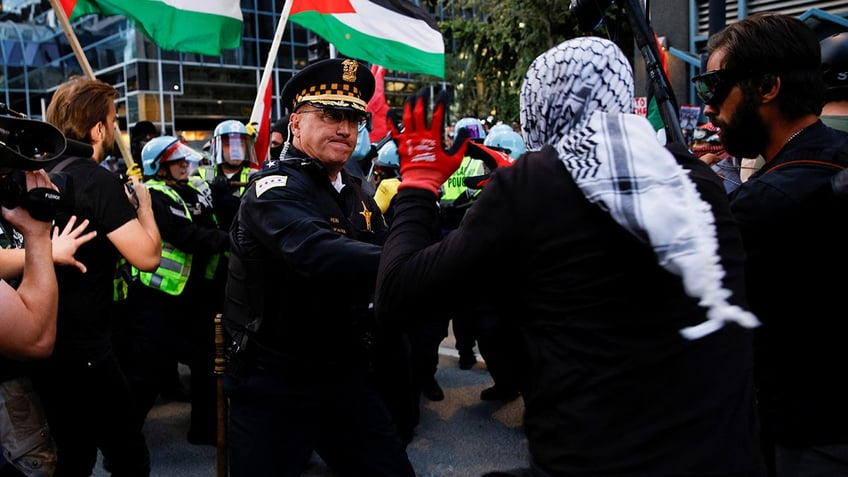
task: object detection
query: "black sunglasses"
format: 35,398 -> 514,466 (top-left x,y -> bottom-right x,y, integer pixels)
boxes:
691,69 -> 758,106
298,106 -> 368,128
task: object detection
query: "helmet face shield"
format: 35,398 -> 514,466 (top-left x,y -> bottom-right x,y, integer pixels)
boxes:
213,133 -> 256,167
142,135 -> 203,177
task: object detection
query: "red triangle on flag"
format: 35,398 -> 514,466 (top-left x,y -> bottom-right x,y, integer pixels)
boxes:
291,0 -> 355,16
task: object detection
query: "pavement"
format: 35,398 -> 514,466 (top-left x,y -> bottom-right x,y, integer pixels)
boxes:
93,328 -> 530,477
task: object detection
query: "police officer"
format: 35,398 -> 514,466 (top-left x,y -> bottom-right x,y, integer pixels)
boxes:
223,58 -> 414,476
200,120 -> 256,231
439,117 -> 488,371
119,136 -> 229,446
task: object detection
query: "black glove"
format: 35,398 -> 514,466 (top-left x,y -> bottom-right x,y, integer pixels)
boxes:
209,174 -> 231,194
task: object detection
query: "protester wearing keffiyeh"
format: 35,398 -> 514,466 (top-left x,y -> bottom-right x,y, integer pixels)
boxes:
520,36 -> 759,339
378,35 -> 765,476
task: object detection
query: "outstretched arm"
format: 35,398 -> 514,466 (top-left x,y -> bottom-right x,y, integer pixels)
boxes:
0,170 -> 59,359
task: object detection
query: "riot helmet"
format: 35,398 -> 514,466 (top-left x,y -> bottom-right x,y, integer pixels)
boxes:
349,123 -> 372,163
821,31 -> 848,102
369,138 -> 400,187
453,117 -> 487,141
488,123 -> 514,135
142,135 -> 201,177
483,129 -> 526,161
211,120 -> 257,168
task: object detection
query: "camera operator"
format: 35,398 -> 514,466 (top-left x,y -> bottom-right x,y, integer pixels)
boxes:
0,170 -> 60,358
0,109 -> 99,477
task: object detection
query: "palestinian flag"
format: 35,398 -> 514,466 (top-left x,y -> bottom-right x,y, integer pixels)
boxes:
291,0 -> 445,78
58,0 -> 243,56
252,76 -> 273,169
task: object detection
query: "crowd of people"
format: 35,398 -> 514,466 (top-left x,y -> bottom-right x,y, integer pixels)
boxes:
1,10 -> 847,477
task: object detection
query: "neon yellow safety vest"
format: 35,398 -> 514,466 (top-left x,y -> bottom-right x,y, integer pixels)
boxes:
137,180 -> 193,296
440,156 -> 485,202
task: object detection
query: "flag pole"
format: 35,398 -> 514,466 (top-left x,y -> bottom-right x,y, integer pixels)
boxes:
249,0 -> 295,128
48,0 -> 136,171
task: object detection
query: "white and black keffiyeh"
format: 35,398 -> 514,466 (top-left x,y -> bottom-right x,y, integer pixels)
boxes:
520,36 -> 758,339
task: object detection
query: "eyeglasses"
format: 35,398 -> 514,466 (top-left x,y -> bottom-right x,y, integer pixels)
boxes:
691,69 -> 757,106
297,107 -> 368,128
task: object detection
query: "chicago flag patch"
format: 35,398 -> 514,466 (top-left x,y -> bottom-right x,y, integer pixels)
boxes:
255,175 -> 288,197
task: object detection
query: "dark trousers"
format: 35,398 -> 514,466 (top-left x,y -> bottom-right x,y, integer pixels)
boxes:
115,282 -> 218,440
224,364 -> 414,477
30,352 -> 150,477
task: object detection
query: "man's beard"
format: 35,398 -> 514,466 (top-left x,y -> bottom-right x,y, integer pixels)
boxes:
99,135 -> 115,162
719,92 -> 769,160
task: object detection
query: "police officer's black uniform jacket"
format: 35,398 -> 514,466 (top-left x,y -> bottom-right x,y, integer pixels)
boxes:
225,145 -> 388,373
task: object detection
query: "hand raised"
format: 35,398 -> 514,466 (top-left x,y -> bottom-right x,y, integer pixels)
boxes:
51,215 -> 97,273
390,88 -> 468,194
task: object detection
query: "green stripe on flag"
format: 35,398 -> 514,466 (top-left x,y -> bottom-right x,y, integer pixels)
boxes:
68,0 -> 242,56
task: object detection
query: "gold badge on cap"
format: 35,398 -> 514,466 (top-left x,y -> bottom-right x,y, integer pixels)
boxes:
342,59 -> 358,83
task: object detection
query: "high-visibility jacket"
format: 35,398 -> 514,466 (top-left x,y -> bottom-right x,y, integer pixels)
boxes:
137,180 -> 193,296
440,156 -> 485,202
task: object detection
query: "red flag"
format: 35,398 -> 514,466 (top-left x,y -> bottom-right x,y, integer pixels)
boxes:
367,65 -> 390,143
252,76 -> 272,169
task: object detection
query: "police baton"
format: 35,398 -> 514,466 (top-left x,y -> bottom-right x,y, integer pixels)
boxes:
214,314 -> 227,477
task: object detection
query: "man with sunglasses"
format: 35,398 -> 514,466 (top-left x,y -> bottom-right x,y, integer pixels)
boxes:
222,58 -> 413,477
696,13 -> 848,476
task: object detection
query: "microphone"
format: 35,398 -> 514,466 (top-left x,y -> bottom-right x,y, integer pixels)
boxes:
569,0 -> 616,32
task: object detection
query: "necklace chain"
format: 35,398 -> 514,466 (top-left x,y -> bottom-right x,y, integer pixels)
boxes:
784,127 -> 805,146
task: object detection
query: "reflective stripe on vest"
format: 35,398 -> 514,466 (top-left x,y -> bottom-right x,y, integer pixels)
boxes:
138,180 -> 192,296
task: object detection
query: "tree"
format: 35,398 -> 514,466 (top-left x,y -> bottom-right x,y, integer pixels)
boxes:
438,0 -> 631,125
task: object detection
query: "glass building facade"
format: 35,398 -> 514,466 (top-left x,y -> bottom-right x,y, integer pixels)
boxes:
3,0 -> 845,148
0,0 -> 446,146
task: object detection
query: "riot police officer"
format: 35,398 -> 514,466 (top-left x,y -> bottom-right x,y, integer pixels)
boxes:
200,120 -> 256,231
119,136 -> 229,446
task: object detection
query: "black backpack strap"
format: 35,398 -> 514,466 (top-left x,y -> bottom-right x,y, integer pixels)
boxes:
766,133 -> 848,174
767,159 -> 845,173
48,155 -> 85,174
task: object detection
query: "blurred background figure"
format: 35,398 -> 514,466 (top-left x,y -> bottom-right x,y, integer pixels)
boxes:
820,30 -> 848,132
130,121 -> 159,166
268,117 -> 288,161
691,122 -> 743,194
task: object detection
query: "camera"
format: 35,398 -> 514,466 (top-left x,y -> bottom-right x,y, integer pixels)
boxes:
0,106 -> 69,221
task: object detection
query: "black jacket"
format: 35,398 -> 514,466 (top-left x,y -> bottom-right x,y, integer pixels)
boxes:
225,146 -> 387,372
377,144 -> 763,476
730,121 -> 848,446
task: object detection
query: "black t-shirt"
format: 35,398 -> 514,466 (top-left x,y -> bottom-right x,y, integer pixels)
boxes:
47,156 -> 137,361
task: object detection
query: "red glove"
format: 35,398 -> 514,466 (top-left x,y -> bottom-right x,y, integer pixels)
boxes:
466,142 -> 515,171
390,88 -> 468,195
